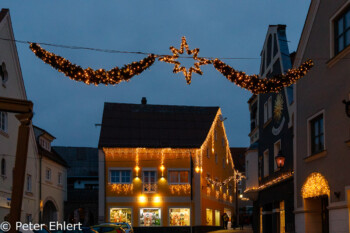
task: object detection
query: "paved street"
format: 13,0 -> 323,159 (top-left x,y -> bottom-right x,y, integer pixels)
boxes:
209,226 -> 253,233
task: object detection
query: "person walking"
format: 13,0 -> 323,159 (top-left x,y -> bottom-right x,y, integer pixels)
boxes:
223,213 -> 229,229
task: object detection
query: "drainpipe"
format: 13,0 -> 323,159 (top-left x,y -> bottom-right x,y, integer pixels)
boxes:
39,153 -> 42,224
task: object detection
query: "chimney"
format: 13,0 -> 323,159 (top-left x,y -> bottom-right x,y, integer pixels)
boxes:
141,97 -> 147,105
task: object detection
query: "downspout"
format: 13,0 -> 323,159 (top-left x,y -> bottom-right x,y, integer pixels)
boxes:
39,153 -> 42,224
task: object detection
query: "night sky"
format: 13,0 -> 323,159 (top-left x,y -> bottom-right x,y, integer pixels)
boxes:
2,0 -> 310,147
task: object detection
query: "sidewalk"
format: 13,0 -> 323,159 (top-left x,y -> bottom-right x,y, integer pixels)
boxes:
208,226 -> 253,233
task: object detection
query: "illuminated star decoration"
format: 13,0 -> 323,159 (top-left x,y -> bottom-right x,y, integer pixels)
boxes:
159,36 -> 212,84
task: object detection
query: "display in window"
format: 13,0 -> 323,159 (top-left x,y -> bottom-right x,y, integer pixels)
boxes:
169,208 -> 190,226
110,208 -> 132,224
206,208 -> 213,225
140,208 -> 161,226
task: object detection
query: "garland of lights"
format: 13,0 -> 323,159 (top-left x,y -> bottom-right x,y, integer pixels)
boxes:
301,172 -> 330,198
212,59 -> 314,94
29,37 -> 313,93
244,171 -> 293,193
158,36 -> 212,84
29,43 -> 156,86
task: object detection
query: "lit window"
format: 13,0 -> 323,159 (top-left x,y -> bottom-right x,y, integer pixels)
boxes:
110,208 -> 132,224
280,201 -> 285,233
46,168 -> 51,181
143,171 -> 157,193
168,170 -> 189,184
1,158 -> 5,176
26,174 -> 32,192
215,210 -> 220,226
110,170 -> 131,184
140,208 -> 161,226
310,114 -> 324,155
263,150 -> 269,177
0,112 -> 8,133
335,8 -> 350,54
206,208 -> 213,225
169,208 -> 190,226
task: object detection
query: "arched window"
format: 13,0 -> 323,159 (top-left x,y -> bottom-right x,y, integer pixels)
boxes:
1,158 -> 5,176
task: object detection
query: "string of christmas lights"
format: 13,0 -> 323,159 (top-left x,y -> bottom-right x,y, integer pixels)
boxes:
244,171 -> 294,193
301,172 -> 330,198
28,37 -> 314,94
29,43 -> 156,86
158,36 -> 212,84
212,59 -> 314,94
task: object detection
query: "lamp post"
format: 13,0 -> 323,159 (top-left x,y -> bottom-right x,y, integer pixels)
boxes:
275,150 -> 285,169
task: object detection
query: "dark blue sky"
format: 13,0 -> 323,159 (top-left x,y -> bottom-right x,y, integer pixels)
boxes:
3,0 -> 310,147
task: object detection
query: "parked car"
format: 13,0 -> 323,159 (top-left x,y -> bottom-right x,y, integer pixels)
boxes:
101,223 -> 133,233
91,224 -> 125,233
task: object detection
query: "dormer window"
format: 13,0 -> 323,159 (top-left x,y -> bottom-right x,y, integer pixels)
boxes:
39,137 -> 51,151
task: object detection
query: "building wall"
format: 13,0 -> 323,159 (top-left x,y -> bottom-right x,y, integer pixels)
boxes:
0,10 -> 40,223
101,110 -> 235,227
295,0 -> 350,232
41,157 -> 67,222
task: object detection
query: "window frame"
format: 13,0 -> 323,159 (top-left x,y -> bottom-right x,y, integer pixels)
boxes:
334,7 -> 350,54
142,169 -> 157,193
308,112 -> 325,156
26,174 -> 32,192
45,168 -> 51,181
0,111 -> 8,133
167,169 -> 190,184
109,168 -> 132,184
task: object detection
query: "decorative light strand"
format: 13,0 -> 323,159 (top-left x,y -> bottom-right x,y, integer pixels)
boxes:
169,184 -> 191,195
158,36 -> 212,84
109,183 -> 134,194
213,59 -> 314,94
244,171 -> 293,193
301,172 -> 330,198
30,43 -> 156,86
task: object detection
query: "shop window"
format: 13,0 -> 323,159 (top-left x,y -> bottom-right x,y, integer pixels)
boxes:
110,208 -> 132,224
206,208 -> 213,226
168,170 -> 189,184
169,208 -> 190,226
143,171 -> 157,193
215,210 -> 220,226
140,208 -> 161,226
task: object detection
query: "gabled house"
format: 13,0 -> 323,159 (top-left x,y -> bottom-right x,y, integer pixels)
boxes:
0,8 -> 39,223
33,126 -> 68,225
293,1 -> 350,232
245,25 -> 295,233
98,99 -> 236,231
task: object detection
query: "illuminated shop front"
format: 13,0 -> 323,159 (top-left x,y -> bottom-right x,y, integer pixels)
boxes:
206,208 -> 213,225
169,208 -> 190,226
140,208 -> 161,226
110,208 -> 132,224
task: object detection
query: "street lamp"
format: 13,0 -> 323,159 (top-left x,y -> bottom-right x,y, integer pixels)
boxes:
275,150 -> 285,169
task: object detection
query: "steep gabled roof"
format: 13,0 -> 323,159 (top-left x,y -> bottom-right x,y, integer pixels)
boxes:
98,102 -> 219,148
